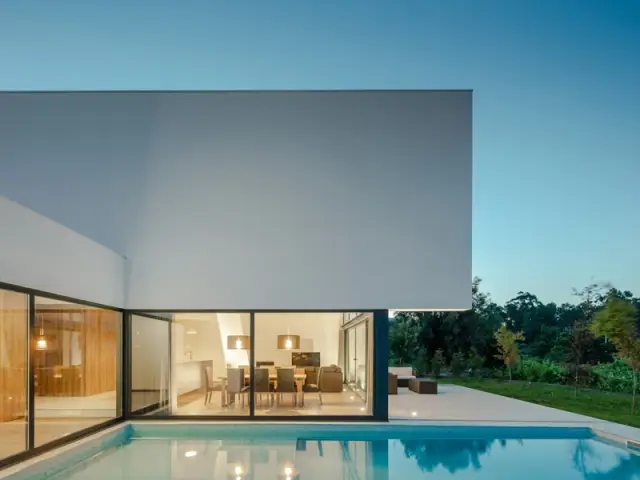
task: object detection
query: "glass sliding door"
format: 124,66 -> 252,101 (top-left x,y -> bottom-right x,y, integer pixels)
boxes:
33,297 -> 122,447
346,328 -> 356,389
130,314 -> 170,415
355,322 -> 368,397
342,313 -> 370,402
0,288 -> 28,461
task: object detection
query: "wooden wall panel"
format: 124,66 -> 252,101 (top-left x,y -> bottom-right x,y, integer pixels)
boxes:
34,306 -> 119,398
0,290 -> 28,423
82,310 -> 118,396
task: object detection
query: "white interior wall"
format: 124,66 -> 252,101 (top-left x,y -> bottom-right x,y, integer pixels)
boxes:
0,197 -> 125,307
253,313 -> 342,367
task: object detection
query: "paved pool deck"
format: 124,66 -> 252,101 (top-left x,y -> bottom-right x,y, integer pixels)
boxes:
389,384 -> 640,443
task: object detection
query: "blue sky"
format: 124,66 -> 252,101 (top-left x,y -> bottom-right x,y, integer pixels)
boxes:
1,0 -> 638,305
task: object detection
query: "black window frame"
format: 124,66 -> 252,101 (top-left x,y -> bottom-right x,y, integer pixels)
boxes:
0,280 -> 389,472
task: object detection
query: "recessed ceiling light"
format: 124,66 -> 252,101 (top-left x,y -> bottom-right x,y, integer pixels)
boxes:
411,411 -> 418,417
185,450 -> 197,457
350,396 -> 355,400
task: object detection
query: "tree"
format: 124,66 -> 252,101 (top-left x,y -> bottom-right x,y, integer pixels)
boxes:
450,352 -> 467,377
589,296 -> 640,413
467,347 -> 485,377
494,325 -> 525,382
566,320 -> 594,397
431,349 -> 445,377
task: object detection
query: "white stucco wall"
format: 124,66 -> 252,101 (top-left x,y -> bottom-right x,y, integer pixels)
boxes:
0,197 -> 125,307
0,91 -> 471,310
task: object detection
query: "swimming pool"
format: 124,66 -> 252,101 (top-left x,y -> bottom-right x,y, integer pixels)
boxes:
4,424 -> 640,479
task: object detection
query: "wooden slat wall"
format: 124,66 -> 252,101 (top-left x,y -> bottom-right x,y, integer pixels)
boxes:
82,310 -> 118,396
34,307 -> 119,397
0,290 -> 28,422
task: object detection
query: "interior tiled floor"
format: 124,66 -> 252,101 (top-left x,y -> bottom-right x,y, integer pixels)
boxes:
174,390 -> 369,416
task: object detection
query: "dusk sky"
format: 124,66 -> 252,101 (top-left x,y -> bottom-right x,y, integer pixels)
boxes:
1,0 -> 638,305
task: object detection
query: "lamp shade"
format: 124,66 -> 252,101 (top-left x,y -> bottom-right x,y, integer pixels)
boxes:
227,335 -> 250,350
277,334 -> 300,350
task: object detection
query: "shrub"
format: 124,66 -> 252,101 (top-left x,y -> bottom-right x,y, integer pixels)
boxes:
468,348 -> 485,377
431,349 -> 445,377
591,360 -> 635,393
512,357 -> 568,384
450,352 -> 467,377
411,347 -> 430,377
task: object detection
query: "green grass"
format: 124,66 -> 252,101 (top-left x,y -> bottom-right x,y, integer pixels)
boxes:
443,378 -> 640,428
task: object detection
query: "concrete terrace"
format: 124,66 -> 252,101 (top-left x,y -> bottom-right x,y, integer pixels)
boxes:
389,384 -> 640,443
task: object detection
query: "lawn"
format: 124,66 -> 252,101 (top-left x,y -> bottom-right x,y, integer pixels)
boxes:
444,378 -> 640,428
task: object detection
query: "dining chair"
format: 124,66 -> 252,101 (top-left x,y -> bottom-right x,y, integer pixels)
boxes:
204,365 -> 216,405
302,366 -> 323,406
226,368 -> 249,408
276,368 -> 297,407
254,367 -> 274,407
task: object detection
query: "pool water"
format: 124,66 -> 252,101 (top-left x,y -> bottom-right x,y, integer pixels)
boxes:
13,425 -> 640,479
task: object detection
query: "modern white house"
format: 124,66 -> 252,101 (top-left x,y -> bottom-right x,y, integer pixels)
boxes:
0,90 -> 471,467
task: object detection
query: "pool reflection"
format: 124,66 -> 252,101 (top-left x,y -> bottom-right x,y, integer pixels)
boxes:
399,438 -> 503,474
60,436 -> 640,479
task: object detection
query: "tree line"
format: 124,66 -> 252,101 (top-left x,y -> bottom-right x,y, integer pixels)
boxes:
389,278 -> 640,407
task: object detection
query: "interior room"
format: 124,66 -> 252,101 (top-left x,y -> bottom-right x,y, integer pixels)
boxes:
132,312 -> 374,417
0,290 -> 121,460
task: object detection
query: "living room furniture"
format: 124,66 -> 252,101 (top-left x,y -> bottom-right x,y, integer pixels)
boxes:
409,378 -> 437,394
318,365 -> 343,392
388,366 -> 416,388
388,372 -> 398,395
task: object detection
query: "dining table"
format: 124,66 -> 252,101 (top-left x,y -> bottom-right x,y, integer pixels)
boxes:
217,372 -> 307,407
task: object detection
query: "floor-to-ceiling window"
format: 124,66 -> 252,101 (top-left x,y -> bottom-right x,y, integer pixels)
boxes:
254,312 -> 372,417
132,312 -> 252,417
33,297 -> 122,446
129,311 -> 375,418
0,283 -> 124,469
342,313 -> 372,403
0,288 -> 28,462
130,314 -> 170,415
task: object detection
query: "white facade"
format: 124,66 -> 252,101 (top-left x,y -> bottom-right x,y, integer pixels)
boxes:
0,91 -> 471,310
0,197 -> 125,307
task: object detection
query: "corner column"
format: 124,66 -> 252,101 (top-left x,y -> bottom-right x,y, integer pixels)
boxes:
372,310 -> 389,421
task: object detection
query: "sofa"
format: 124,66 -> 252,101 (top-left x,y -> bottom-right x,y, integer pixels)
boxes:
388,372 -> 398,395
388,366 -> 416,388
304,365 -> 343,393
